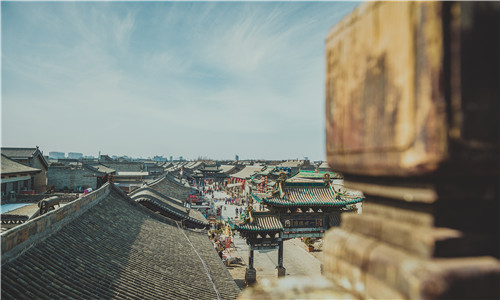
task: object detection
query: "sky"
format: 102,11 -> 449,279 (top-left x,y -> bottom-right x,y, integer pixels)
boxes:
2,1 -> 360,161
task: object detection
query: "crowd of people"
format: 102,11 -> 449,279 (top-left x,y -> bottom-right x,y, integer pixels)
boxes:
208,221 -> 233,263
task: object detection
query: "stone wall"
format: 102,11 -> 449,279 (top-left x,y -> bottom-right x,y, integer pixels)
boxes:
30,156 -> 47,193
48,166 -> 98,191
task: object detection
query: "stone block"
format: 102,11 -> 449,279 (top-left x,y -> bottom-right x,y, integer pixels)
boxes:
325,229 -> 378,270
245,268 -> 256,285
16,227 -> 30,245
275,266 -> 286,277
342,213 -> 478,259
326,1 -> 447,176
342,213 -> 382,237
56,210 -> 64,222
366,242 -> 418,295
362,201 -> 433,227
364,272 -> 405,300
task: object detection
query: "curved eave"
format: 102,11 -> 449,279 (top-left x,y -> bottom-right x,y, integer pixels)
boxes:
251,194 -> 262,203
234,225 -> 283,232
137,198 -> 208,226
261,197 -> 364,207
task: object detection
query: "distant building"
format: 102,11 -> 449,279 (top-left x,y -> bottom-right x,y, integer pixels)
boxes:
49,151 -> 65,159
47,164 -> 112,192
1,154 -> 41,197
99,154 -> 114,162
67,152 -> 83,160
1,147 -> 49,193
153,155 -> 167,162
169,156 -> 173,162
235,154 -> 239,161
145,164 -> 164,177
179,156 -> 183,161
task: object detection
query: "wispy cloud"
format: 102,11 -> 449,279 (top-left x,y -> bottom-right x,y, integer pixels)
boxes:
2,1 -> 360,160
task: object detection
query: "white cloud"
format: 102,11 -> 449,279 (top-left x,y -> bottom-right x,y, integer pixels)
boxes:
2,1 -> 360,160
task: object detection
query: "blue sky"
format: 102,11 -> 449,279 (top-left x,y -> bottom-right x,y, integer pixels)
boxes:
2,1 -> 359,161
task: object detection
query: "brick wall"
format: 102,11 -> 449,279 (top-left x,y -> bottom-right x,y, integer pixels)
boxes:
30,156 -> 47,193
48,166 -> 98,191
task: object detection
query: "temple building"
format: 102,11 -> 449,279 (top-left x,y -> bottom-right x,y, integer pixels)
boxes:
193,163 -> 227,184
230,174 -> 363,284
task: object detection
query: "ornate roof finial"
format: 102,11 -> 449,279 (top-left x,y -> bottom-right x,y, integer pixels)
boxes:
323,172 -> 331,186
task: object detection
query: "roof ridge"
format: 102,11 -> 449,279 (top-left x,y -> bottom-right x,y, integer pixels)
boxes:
1,147 -> 37,150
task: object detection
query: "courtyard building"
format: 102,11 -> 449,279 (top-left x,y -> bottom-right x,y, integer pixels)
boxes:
1,147 -> 49,193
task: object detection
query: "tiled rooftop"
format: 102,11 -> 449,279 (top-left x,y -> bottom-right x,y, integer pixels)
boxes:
231,166 -> 264,179
1,185 -> 240,299
130,187 -> 207,227
100,162 -> 143,172
138,175 -> 194,202
219,165 -> 238,174
262,182 -> 363,207
234,212 -> 283,232
1,147 -> 38,159
87,164 -> 116,174
1,154 -> 41,175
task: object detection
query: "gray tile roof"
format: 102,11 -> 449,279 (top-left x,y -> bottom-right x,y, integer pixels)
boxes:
130,188 -> 208,228
134,175 -> 194,202
1,155 -> 41,175
1,185 -> 240,299
87,164 -> 116,174
100,162 -> 143,172
231,166 -> 264,179
219,165 -> 237,174
1,148 -> 37,159
115,171 -> 149,177
318,161 -> 330,170
185,161 -> 204,170
1,147 -> 49,169
278,160 -> 304,168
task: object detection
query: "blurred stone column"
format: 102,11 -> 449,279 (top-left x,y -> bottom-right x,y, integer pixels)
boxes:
324,2 -> 499,299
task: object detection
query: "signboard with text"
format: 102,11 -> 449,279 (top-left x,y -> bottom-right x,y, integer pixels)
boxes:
282,217 -> 324,228
250,242 -> 279,251
281,216 -> 327,239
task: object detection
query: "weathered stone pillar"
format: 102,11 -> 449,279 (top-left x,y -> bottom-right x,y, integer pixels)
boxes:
323,2 -> 500,299
275,238 -> 286,277
245,249 -> 256,285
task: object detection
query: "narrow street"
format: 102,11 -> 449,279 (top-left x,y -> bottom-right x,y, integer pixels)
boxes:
210,189 -> 322,288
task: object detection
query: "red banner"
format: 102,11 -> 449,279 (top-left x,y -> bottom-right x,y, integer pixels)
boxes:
225,237 -> 231,249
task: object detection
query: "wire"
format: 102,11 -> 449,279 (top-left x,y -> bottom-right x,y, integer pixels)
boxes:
176,222 -> 221,300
